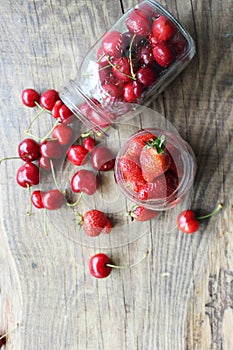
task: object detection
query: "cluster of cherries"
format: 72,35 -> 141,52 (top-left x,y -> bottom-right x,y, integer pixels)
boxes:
0,88 -> 118,238
0,87 -> 222,279
97,3 -> 188,104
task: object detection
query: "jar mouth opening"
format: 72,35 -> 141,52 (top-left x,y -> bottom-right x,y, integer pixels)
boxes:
114,128 -> 196,211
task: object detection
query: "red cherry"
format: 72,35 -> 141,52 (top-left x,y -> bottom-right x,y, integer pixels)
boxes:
138,3 -> 159,18
123,81 -> 143,103
177,210 -> 199,234
40,140 -> 63,159
22,88 -> 40,108
16,162 -> 39,188
59,104 -> 74,123
169,32 -> 188,58
78,101 -> 110,128
101,84 -> 122,100
136,66 -> 157,86
149,34 -> 158,47
52,100 -> 63,118
177,204 -> 223,234
112,57 -> 132,83
152,15 -> 177,42
0,334 -> 6,347
89,250 -> 149,278
89,253 -> 112,278
97,47 -> 109,65
42,189 -> 65,210
152,42 -> 175,67
70,169 -> 98,195
67,145 -> 88,166
51,124 -> 73,145
137,44 -> 154,66
123,31 -> 147,50
102,31 -> 125,57
39,89 -> 59,111
82,136 -> 96,152
31,190 -> 44,209
38,156 -> 59,171
18,138 -> 40,162
98,63 -> 113,86
91,146 -> 115,171
126,9 -> 151,36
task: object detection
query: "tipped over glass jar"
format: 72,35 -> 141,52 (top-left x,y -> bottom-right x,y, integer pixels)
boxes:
60,0 -> 195,133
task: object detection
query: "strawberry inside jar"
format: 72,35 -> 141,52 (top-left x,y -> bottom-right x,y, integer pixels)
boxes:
114,127 -> 197,211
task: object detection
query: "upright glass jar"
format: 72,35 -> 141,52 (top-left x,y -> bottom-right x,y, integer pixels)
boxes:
114,127 -> 196,211
60,0 -> 195,133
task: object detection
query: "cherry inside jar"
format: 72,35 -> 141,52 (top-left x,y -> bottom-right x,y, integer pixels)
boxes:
60,0 -> 195,133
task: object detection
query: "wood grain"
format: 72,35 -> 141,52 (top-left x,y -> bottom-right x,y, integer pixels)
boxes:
0,0 -> 232,349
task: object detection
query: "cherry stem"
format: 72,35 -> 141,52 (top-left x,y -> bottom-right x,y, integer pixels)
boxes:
96,53 -> 106,63
0,324 -> 19,340
24,132 -> 42,141
25,102 -> 53,136
40,120 -> 60,143
26,184 -> 32,216
0,156 -> 20,164
129,34 -> 136,79
50,159 -> 64,194
81,125 -> 110,138
107,56 -> 136,81
197,203 -> 223,220
66,193 -> 83,207
80,130 -> 93,138
98,64 -> 112,71
25,108 -> 45,133
95,125 -> 111,137
106,250 -> 149,269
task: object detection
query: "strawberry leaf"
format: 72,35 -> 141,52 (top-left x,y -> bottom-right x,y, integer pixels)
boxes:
145,134 -> 166,154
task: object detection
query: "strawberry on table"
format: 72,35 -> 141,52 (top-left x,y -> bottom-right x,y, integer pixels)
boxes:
129,205 -> 159,221
140,135 -> 171,182
78,209 -> 112,237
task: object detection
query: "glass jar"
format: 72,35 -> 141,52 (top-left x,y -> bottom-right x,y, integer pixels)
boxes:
60,0 -> 195,134
114,127 -> 196,211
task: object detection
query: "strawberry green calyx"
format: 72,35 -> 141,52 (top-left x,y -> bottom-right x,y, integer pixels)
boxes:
76,212 -> 84,226
145,135 -> 166,154
128,204 -> 139,221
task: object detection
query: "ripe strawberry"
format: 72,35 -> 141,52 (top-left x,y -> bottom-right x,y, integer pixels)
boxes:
117,157 -> 146,191
103,218 -> 112,234
140,135 -> 171,182
80,210 -> 112,237
129,205 -> 159,221
127,132 -> 156,158
138,171 -> 178,200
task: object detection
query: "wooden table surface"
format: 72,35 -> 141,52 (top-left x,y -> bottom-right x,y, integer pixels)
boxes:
0,0 -> 232,349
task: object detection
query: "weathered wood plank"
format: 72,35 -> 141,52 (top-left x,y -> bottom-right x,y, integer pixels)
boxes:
0,0 -> 232,349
